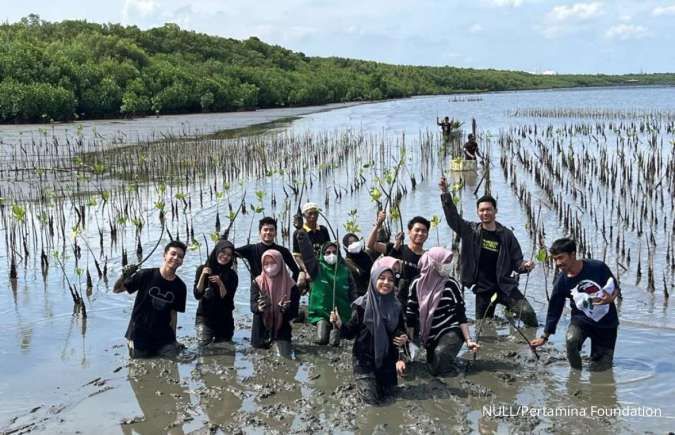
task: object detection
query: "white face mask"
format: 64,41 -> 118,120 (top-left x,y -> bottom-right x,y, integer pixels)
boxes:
264,264 -> 280,276
324,253 -> 338,265
347,240 -> 364,254
434,262 -> 453,278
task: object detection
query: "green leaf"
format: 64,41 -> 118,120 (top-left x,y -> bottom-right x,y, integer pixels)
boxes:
490,293 -> 498,303
535,248 -> 548,263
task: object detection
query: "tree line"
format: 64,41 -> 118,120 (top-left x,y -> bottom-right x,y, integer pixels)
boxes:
1,14 -> 674,123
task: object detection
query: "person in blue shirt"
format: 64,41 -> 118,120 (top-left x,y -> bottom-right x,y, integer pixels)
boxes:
530,238 -> 620,370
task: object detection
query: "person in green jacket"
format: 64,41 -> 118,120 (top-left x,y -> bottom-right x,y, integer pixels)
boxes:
295,229 -> 358,346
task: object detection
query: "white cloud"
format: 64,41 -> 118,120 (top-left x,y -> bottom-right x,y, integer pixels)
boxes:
122,0 -> 159,22
604,23 -> 648,40
481,0 -> 524,7
548,2 -> 603,21
540,2 -> 604,38
652,5 -> 675,16
469,24 -> 483,33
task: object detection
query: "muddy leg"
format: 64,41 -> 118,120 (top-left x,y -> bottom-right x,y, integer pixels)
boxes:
329,327 -> 341,347
565,324 -> 587,370
273,340 -> 293,358
589,327 -> 617,371
196,322 -> 215,347
354,373 -> 378,405
506,289 -> 539,327
251,314 -> 270,349
428,330 -> 464,376
316,319 -> 330,345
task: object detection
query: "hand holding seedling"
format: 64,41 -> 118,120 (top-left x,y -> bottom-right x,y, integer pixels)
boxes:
393,334 -> 408,347
122,263 -> 138,279
375,210 -> 386,227
396,360 -> 406,376
520,260 -> 535,273
257,294 -> 270,312
439,176 -> 449,193
207,274 -> 226,297
293,213 -> 304,230
278,298 -> 291,313
330,308 -> 342,328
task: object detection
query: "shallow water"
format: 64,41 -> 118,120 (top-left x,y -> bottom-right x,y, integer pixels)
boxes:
1,86 -> 675,434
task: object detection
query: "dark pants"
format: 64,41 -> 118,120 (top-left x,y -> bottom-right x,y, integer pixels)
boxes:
354,372 -> 395,405
196,322 -> 233,347
566,323 -> 617,370
128,341 -> 180,359
426,329 -> 464,376
475,287 -> 538,327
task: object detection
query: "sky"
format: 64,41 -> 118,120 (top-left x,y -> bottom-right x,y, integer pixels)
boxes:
3,0 -> 675,74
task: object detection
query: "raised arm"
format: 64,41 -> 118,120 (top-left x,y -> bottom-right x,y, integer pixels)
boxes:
439,176 -> 473,237
366,210 -> 389,254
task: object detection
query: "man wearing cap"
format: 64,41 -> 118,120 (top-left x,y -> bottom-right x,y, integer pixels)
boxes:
293,202 -> 331,258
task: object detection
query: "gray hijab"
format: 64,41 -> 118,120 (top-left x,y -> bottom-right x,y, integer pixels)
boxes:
353,264 -> 401,368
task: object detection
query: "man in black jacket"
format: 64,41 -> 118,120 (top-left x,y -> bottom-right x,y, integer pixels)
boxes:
439,176 -> 538,326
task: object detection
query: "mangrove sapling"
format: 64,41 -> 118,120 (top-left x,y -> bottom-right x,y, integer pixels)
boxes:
466,292 -> 499,374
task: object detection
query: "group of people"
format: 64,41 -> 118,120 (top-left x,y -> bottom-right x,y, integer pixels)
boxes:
436,116 -> 481,160
114,177 -> 620,404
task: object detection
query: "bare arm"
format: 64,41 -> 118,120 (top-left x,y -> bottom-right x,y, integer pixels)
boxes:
366,210 -> 388,254
113,275 -> 127,293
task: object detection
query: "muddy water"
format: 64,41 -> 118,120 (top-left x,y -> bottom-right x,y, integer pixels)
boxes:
2,86 -> 675,434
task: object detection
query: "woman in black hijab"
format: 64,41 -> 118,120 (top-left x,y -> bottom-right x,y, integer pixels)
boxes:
194,240 -> 239,346
330,263 -> 408,404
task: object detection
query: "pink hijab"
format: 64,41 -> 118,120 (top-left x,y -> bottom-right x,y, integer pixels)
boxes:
416,247 -> 454,344
372,256 -> 401,274
254,250 -> 296,334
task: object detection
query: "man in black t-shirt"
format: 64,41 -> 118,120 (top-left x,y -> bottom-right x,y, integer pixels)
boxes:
113,241 -> 188,359
439,176 -> 538,327
235,216 -> 300,282
531,238 -> 619,370
367,210 -> 429,309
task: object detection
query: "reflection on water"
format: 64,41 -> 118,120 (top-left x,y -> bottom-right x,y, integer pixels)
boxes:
123,360 -> 188,435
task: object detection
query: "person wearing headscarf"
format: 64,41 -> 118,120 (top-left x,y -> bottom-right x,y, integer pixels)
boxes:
296,229 -> 357,345
342,233 -> 374,296
250,249 -> 300,357
406,247 -> 479,375
194,240 -> 239,346
330,265 -> 408,404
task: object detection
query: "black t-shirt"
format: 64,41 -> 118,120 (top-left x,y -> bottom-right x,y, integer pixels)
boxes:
545,259 -> 620,335
235,242 -> 300,281
124,268 -> 187,350
292,225 -> 330,256
386,243 -> 423,305
464,140 -> 478,159
476,229 -> 500,293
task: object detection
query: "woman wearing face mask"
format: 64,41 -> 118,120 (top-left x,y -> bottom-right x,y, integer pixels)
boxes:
406,247 -> 479,375
330,265 -> 408,404
250,250 -> 300,357
342,233 -> 373,297
296,230 -> 357,346
194,240 -> 239,346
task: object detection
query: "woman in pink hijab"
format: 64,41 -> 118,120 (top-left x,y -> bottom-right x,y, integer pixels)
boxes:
406,247 -> 479,375
250,249 -> 299,357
